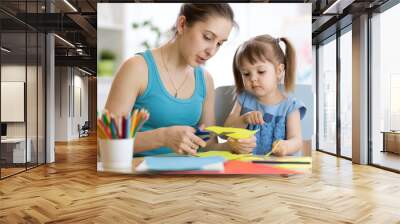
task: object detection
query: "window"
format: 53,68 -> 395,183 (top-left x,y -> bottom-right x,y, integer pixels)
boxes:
371,2 -> 400,171
340,29 -> 352,158
317,37 -> 337,154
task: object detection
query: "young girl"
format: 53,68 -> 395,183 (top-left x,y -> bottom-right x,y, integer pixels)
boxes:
224,34 -> 306,156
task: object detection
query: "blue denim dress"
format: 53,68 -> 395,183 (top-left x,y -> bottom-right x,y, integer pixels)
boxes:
238,91 -> 306,155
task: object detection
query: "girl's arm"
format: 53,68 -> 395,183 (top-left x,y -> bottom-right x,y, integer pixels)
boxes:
273,110 -> 303,156
225,101 -> 265,128
224,101 -> 248,128
199,72 -> 255,152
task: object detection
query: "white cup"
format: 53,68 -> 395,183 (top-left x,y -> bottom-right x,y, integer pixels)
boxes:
98,138 -> 134,170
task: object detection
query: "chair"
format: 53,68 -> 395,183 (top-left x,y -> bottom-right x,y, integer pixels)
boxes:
78,121 -> 90,138
214,85 -> 314,156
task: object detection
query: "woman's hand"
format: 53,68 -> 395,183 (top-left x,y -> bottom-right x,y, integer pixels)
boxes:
241,111 -> 265,125
227,135 -> 257,154
161,126 -> 207,155
271,140 -> 289,156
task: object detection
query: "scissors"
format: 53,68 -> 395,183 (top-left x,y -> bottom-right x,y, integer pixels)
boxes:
194,127 -> 236,141
216,131 -> 236,139
194,127 -> 211,141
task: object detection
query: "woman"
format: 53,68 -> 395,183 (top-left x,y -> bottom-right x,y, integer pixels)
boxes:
105,3 -> 256,156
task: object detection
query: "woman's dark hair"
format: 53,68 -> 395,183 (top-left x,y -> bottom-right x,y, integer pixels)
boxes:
233,34 -> 296,93
172,3 -> 237,32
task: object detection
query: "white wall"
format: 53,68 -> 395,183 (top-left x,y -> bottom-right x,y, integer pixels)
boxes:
1,64 -> 46,163
97,3 -> 313,112
1,65 -> 27,138
54,67 -> 89,141
55,67 -> 69,141
72,73 -> 89,138
113,3 -> 312,87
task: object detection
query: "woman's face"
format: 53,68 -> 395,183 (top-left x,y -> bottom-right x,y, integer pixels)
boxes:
178,16 -> 233,67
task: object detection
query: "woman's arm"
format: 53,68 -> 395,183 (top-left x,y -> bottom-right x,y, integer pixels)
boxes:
104,56 -> 205,154
105,56 -> 157,153
105,56 -> 147,116
272,110 -> 303,156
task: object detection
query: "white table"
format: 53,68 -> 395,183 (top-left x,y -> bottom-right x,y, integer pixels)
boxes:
1,138 -> 31,163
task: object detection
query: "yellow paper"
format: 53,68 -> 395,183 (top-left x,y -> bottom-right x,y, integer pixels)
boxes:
236,156 -> 264,162
268,157 -> 312,170
196,151 -> 246,160
196,151 -> 264,161
205,126 -> 258,139
270,157 -> 312,163
275,164 -> 311,170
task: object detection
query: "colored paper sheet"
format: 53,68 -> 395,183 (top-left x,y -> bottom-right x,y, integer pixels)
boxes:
205,126 -> 258,139
223,160 -> 302,174
161,160 -> 302,175
136,156 -> 225,172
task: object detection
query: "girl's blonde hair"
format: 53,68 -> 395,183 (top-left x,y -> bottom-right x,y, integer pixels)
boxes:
232,34 -> 296,93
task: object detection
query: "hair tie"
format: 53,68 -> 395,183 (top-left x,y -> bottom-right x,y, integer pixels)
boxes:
276,37 -> 284,52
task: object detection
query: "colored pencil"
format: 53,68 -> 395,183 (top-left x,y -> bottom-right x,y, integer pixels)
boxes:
97,119 -> 112,139
97,109 -> 149,139
130,110 -> 138,137
252,161 -> 310,164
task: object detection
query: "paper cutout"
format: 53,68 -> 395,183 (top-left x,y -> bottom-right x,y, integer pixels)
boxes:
205,126 -> 258,139
197,151 -> 248,160
196,151 -> 264,162
196,151 -> 269,161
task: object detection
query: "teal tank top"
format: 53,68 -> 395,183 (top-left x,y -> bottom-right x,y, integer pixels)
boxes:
134,50 -> 207,156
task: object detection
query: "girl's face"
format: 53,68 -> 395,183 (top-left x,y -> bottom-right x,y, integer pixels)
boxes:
177,16 -> 233,67
239,58 -> 284,97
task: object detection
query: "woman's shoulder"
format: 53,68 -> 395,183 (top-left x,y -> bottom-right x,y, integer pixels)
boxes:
114,55 -> 149,83
112,54 -> 149,95
120,55 -> 148,75
201,69 -> 214,91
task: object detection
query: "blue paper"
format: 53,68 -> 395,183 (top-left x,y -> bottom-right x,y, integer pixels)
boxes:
143,156 -> 225,171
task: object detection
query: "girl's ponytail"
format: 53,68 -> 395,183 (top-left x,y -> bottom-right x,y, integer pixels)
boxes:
280,37 -> 296,92
232,46 -> 245,93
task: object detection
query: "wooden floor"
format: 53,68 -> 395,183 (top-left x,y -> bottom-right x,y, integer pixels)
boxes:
1,135 -> 400,223
0,167 -> 25,178
373,150 -> 400,171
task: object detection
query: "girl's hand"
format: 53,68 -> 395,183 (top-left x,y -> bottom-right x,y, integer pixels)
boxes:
241,111 -> 265,125
271,140 -> 289,156
162,126 -> 207,155
227,136 -> 257,154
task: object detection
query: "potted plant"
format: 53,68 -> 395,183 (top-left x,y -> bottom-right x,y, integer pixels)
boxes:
132,19 -> 165,49
98,50 -> 116,77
